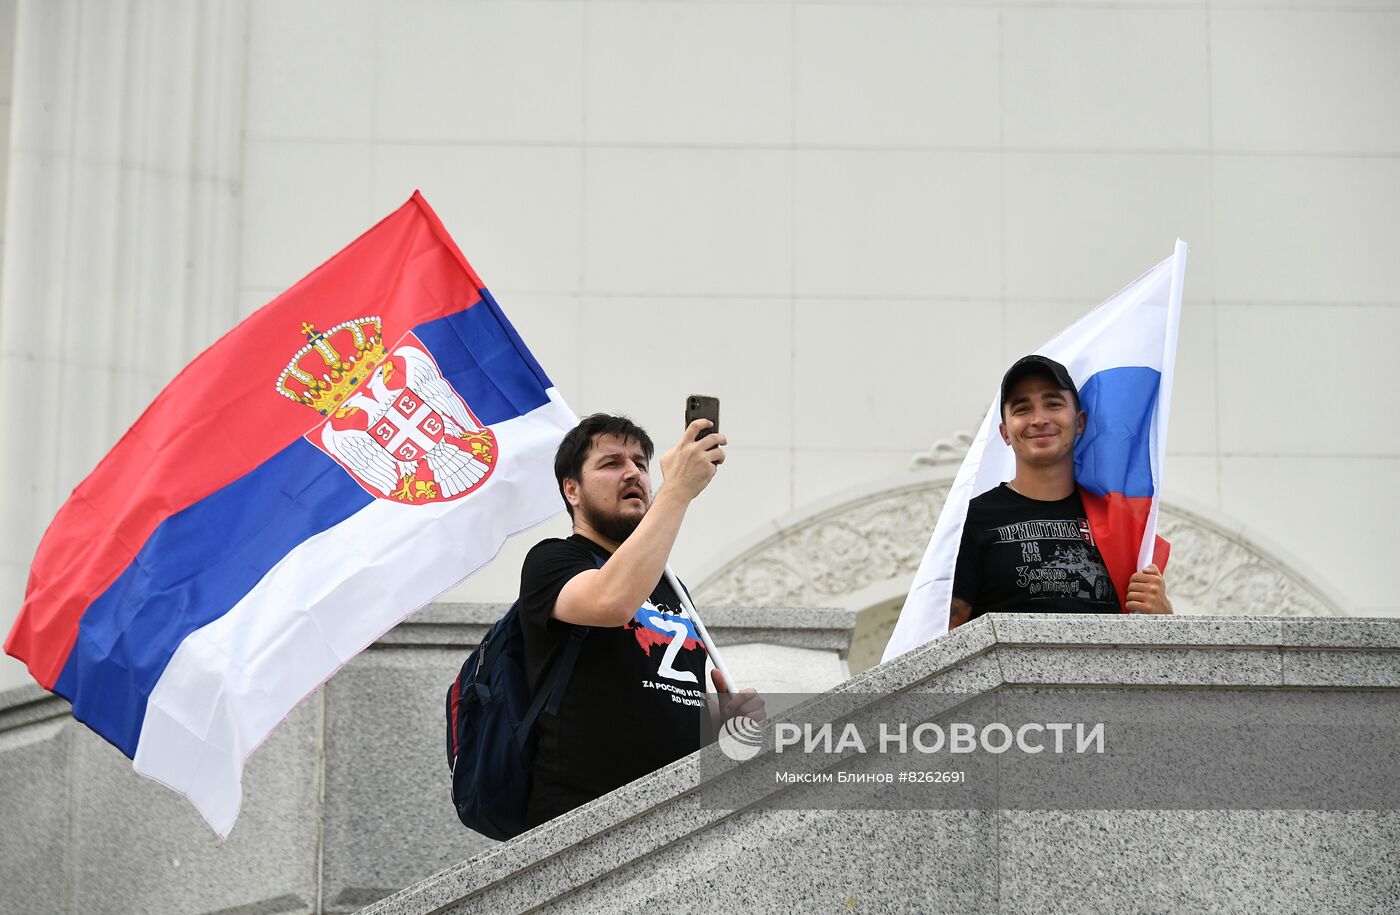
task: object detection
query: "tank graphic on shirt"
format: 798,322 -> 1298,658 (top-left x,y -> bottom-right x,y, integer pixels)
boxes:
1015,542 -> 1113,602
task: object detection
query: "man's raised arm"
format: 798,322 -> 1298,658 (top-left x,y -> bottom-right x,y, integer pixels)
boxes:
553,420 -> 725,627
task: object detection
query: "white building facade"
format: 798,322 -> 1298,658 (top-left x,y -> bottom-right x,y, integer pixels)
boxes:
2,0 -> 1398,692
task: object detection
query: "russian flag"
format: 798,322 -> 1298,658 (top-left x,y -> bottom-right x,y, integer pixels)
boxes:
3,193 -> 577,837
882,240 -> 1187,662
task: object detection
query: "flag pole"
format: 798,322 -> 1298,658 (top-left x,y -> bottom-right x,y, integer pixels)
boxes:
663,565 -> 737,698
1137,239 -> 1188,571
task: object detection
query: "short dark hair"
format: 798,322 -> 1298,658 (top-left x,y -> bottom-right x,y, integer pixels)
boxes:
554,413 -> 655,517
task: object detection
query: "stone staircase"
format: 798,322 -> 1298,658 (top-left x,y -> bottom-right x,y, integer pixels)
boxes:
361,615 -> 1400,915
3,612 -> 1397,914
0,602 -> 855,914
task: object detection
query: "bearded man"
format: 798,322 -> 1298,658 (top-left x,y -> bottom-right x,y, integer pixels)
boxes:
517,413 -> 762,828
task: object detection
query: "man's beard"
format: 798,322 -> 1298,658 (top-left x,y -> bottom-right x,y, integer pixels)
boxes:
578,494 -> 644,545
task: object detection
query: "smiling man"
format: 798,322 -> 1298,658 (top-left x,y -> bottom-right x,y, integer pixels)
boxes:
517,413 -> 762,829
949,356 -> 1172,629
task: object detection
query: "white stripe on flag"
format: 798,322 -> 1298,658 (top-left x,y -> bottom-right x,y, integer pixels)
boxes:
133,391 -> 577,837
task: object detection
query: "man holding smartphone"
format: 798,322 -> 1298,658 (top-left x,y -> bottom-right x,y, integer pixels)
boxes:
516,412 -> 764,828
949,356 -> 1173,629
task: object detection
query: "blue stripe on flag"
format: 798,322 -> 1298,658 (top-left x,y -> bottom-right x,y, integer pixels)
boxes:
413,291 -> 553,425
54,300 -> 549,757
1074,365 -> 1160,499
54,440 -> 371,756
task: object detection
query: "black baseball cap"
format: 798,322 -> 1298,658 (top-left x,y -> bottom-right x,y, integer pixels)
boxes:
1000,355 -> 1080,413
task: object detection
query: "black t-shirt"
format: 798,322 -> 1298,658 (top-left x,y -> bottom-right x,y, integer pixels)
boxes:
518,534 -> 710,828
952,484 -> 1120,619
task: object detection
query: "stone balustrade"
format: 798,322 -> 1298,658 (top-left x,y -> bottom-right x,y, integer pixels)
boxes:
2,612 -> 1397,914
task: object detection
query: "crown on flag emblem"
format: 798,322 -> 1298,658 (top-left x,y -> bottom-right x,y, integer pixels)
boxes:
276,317 -> 387,415
275,318 -> 499,506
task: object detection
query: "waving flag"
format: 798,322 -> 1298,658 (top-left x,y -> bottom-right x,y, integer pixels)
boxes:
4,192 -> 576,837
883,240 -> 1187,662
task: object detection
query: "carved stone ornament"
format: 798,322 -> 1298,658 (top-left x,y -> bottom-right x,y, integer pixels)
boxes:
695,473 -> 1343,618
910,431 -> 975,468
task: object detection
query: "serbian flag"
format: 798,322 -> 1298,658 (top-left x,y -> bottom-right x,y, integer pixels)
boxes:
4,192 -> 576,837
883,240 -> 1187,662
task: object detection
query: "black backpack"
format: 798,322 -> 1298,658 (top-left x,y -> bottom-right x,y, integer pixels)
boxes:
445,580 -> 593,839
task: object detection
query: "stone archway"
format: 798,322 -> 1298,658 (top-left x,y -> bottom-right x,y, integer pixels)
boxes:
694,467 -> 1346,674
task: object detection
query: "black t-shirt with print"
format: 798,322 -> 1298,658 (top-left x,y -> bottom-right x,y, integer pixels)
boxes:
953,484 -> 1120,619
518,534 -> 710,828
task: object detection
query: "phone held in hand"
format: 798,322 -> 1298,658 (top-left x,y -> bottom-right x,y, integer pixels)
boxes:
685,395 -> 720,439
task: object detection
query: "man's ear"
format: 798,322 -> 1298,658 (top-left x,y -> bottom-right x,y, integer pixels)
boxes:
562,476 -> 581,510
999,421 -> 1010,446
1076,410 -> 1086,436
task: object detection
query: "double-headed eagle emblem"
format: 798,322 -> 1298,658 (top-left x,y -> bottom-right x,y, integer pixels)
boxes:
276,318 -> 497,504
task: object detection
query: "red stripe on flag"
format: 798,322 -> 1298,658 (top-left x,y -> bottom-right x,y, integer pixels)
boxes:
1079,489 -> 1169,613
448,672 -> 462,762
6,193 -> 484,687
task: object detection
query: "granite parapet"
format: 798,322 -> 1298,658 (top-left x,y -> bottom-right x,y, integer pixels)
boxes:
384,603 -> 858,656
360,615 -> 1400,915
4,614 -> 1397,914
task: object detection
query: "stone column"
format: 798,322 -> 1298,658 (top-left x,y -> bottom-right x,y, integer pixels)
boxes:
0,0 -> 247,689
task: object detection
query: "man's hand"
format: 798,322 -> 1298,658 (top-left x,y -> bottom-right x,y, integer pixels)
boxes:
710,668 -> 766,726
554,421 -> 729,628
659,420 -> 726,502
1125,564 -> 1173,615
949,597 -> 973,631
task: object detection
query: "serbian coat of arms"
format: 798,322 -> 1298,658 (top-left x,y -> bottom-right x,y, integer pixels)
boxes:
276,317 -> 497,504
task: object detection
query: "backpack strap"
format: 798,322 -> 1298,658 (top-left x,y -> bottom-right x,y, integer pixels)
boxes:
515,625 -> 585,750
512,549 -> 606,749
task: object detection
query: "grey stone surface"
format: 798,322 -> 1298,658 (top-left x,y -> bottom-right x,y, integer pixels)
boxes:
442,796 -> 728,915
721,643 -> 849,693
539,807 -> 999,915
997,810 -> 1400,915
1282,617 -> 1400,648
689,605 -> 859,653
360,752 -> 728,915
381,603 -> 506,649
377,620 -> 494,650
388,602 -> 859,655
321,646 -> 494,913
67,700 -> 320,915
403,603 -> 510,626
0,718 -> 72,913
1282,648 -> 1400,687
0,682 -> 70,729
5,617 -> 1399,915
849,613 -> 999,695
852,651 -> 1005,745
362,617 -> 1400,915
991,613 -> 1285,647
996,645 -> 1285,687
